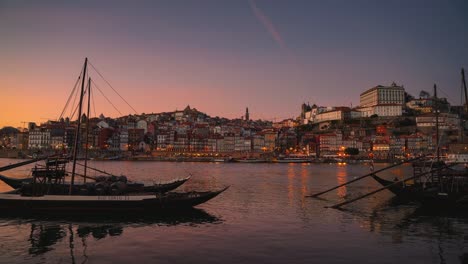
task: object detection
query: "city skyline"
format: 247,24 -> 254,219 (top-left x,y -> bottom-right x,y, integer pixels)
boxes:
1,0 -> 467,128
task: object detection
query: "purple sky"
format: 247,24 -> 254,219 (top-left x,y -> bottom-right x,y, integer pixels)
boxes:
1,0 -> 467,127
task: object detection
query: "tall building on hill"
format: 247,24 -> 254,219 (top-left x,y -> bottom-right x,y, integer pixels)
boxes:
358,82 -> 405,117
360,82 -> 405,107
245,107 -> 250,121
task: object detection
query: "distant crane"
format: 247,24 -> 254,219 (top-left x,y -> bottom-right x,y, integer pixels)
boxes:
20,121 -> 27,131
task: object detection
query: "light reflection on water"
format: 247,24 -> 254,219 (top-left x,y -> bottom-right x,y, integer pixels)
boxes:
336,165 -> 348,198
0,159 -> 467,264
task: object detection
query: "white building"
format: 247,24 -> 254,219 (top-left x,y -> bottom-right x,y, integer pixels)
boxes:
358,104 -> 402,117
313,108 -> 361,123
119,130 -> 129,151
156,133 -> 169,149
28,128 -> 51,149
416,113 -> 460,130
96,120 -> 109,128
234,136 -> 251,152
358,82 -> 405,117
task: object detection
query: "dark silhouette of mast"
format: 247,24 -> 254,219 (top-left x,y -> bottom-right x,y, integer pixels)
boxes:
434,84 -> 439,162
462,68 -> 467,114
461,68 -> 467,142
83,77 -> 91,183
70,58 -> 88,194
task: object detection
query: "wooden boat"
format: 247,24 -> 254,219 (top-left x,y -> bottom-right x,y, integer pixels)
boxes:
0,58 -> 229,213
371,160 -> 468,208
273,157 -> 311,163
0,187 -> 229,213
371,174 -> 424,200
235,158 -> 267,163
0,173 -> 190,194
273,154 -> 311,163
212,157 -> 233,163
273,159 -> 310,163
0,174 -> 33,189
0,157 -> 51,188
445,153 -> 468,164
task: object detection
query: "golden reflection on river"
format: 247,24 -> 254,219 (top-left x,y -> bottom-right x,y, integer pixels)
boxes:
287,164 -> 295,206
336,165 -> 347,198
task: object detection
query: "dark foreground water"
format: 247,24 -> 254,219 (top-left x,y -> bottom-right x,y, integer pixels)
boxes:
0,159 -> 467,264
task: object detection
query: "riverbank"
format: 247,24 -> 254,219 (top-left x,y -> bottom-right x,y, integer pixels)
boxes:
0,149 -> 400,163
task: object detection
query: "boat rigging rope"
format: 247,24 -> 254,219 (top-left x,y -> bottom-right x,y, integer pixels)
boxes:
91,85 -> 97,119
436,85 -> 459,106
69,88 -> 90,122
91,79 -> 123,116
88,60 -> 138,115
58,75 -> 81,121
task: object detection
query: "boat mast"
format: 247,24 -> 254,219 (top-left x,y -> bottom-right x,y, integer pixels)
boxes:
69,57 -> 88,195
462,68 -> 468,114
434,84 -> 440,162
83,77 -> 91,183
461,68 -> 467,143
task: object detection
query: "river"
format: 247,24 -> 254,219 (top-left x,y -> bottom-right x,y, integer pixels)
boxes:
0,159 -> 466,264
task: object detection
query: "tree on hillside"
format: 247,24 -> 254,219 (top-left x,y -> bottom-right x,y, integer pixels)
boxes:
419,90 -> 430,99
344,147 -> 359,156
405,92 -> 415,103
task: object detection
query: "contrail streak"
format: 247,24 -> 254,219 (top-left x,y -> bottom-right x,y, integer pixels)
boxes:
248,0 -> 287,50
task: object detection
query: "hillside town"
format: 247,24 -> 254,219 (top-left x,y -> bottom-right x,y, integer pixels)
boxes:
1,82 -> 467,162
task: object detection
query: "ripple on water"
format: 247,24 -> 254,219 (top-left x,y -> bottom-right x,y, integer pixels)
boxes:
0,161 -> 467,263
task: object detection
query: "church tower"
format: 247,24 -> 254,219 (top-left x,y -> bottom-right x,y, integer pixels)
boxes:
245,107 -> 250,121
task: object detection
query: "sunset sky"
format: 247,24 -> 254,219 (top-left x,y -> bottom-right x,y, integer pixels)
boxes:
1,0 -> 467,128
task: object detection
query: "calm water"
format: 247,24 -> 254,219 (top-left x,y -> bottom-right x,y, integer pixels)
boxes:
0,159 -> 467,264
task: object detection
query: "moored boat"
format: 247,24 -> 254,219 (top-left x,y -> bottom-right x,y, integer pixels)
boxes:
0,174 -> 33,189
0,58 -> 229,214
0,163 -> 191,194
271,153 -> 312,163
273,156 -> 311,163
0,186 -> 229,213
235,158 -> 267,163
369,156 -> 468,209
445,153 -> 468,165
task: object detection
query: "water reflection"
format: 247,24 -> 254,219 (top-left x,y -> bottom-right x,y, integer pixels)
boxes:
287,165 -> 295,205
29,223 -> 67,256
0,209 -> 220,263
336,166 -> 347,198
345,201 -> 468,264
299,164 -> 309,207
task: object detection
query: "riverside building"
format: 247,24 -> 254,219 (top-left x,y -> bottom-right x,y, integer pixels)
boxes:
358,82 -> 405,117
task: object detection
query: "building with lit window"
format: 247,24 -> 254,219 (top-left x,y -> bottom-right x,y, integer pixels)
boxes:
358,82 -> 405,117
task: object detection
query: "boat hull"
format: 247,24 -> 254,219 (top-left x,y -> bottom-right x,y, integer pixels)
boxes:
0,174 -> 32,189
0,174 -> 190,194
371,174 -> 468,209
0,187 -> 228,214
235,159 -> 267,163
273,159 -> 311,163
371,174 -> 427,200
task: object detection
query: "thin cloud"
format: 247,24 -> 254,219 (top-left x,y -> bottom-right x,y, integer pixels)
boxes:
248,0 -> 287,50
248,0 -> 308,88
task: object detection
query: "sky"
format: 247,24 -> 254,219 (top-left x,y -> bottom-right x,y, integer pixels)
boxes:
1,0 -> 467,127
